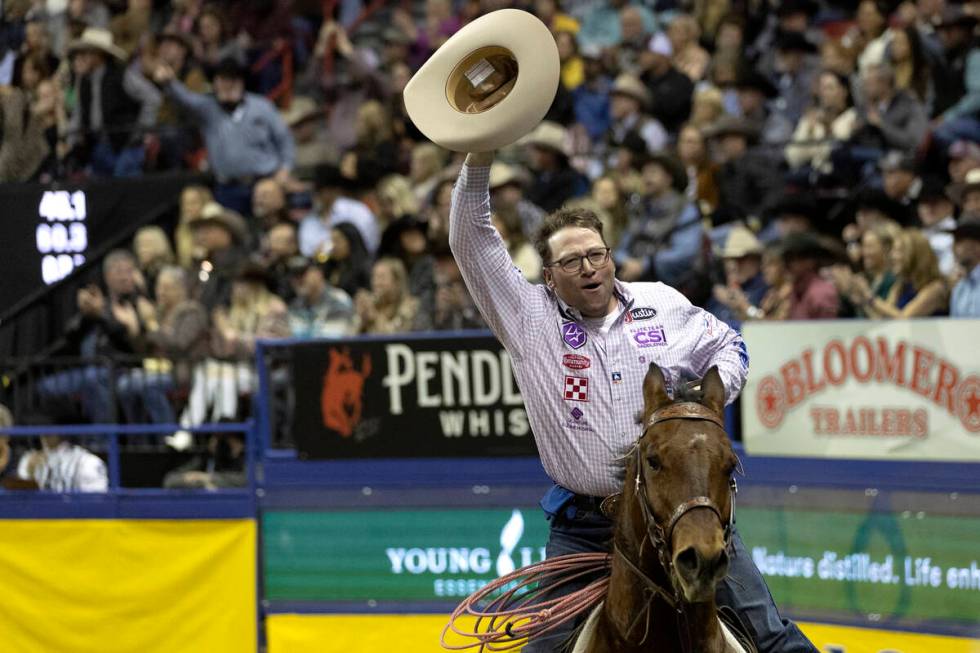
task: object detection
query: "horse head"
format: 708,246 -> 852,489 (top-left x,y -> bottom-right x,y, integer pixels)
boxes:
629,363 -> 739,605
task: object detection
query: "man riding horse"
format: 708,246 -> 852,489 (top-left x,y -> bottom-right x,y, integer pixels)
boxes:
448,149 -> 818,653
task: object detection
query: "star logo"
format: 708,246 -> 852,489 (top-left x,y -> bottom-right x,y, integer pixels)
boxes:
561,322 -> 587,349
756,375 -> 785,429
955,375 -> 980,433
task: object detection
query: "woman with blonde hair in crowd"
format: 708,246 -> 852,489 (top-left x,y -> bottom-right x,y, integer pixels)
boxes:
354,258 -> 419,334
341,99 -> 398,185
848,228 -> 948,317
492,207 -> 542,282
828,222 -> 900,316
688,85 -> 725,129
175,184 -> 213,268
668,14 -> 710,81
376,174 -> 421,227
409,142 -> 447,206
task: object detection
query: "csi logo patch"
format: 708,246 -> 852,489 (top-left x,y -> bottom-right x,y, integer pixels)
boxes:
561,322 -> 587,349
562,354 -> 591,370
629,307 -> 658,321
563,375 -> 589,402
631,325 -> 668,348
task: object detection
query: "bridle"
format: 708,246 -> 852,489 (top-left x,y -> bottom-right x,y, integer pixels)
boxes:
613,402 -> 740,645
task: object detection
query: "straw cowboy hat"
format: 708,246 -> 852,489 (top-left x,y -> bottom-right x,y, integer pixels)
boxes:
719,225 -> 763,258
189,202 -> 249,245
611,73 -> 651,110
519,121 -> 571,158
403,8 -> 560,153
67,27 -> 127,61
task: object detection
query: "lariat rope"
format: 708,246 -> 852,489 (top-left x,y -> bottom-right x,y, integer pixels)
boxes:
440,552 -> 611,651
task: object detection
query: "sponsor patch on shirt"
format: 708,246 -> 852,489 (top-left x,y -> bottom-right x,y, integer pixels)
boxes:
570,406 -> 584,420
629,307 -> 658,321
561,321 -> 587,349
562,354 -> 591,370
630,325 -> 668,348
563,375 -> 589,402
611,371 -> 623,384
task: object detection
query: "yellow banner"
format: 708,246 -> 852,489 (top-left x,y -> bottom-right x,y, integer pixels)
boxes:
0,519 -> 256,653
266,615 -> 980,653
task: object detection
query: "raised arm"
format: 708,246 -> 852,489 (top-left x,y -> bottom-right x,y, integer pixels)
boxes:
448,153 -> 547,358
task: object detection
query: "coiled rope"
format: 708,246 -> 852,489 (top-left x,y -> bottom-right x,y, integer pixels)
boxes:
440,552 -> 612,651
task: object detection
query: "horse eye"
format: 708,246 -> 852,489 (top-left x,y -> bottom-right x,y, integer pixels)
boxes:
646,455 -> 662,472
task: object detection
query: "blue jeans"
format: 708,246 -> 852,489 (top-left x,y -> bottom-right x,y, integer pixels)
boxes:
90,137 -> 145,177
523,491 -> 818,653
116,369 -> 175,424
37,365 -> 113,423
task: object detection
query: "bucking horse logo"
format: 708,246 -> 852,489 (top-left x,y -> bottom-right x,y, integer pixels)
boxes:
321,348 -> 372,437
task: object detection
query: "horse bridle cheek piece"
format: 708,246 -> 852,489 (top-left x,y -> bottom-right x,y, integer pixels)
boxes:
622,403 -> 739,615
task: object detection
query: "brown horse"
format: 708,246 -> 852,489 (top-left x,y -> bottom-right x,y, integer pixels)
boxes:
582,363 -> 742,653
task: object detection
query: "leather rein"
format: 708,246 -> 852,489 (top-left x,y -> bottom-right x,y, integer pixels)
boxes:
614,402 -> 740,644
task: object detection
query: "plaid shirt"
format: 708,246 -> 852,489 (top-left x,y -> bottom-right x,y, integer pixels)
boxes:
450,164 -> 749,497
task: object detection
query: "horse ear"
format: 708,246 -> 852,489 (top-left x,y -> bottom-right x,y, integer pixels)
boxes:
643,363 -> 671,414
701,366 -> 725,415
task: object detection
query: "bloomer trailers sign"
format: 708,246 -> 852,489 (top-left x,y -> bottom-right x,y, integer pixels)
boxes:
742,320 -> 980,461
288,334 -> 535,458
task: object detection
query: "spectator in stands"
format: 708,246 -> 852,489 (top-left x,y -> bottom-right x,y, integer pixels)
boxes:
676,124 -> 719,217
163,430 -> 245,489
354,257 -> 420,334
282,96 -> 333,182
571,44 -> 612,145
323,223 -> 372,299
518,122 -> 586,214
117,265 -> 208,424
607,74 -> 667,159
109,0 -> 152,58
828,222 -> 900,317
932,7 -> 978,120
432,250 -> 487,331
575,175 -> 629,250
667,14 -> 709,82
785,71 -> 858,178
146,28 -> 207,169
249,176 -> 290,240
688,84 -> 725,130
492,208 -> 542,282
263,221 -> 300,302
376,175 -> 422,227
286,256 -> 355,338
771,31 -> 820,130
380,215 -> 436,327
948,141 -> 980,186
65,27 -> 161,177
0,85 -> 49,182
614,153 -> 704,289
887,25 -> 935,112
608,5 -> 653,75
154,57 -> 295,215
735,69 -> 792,145
340,99 -> 398,188
950,217 -> 980,317
132,225 -> 175,301
39,249 -> 149,424
16,415 -> 108,492
189,202 -> 249,311
708,225 -> 769,330
392,0 -> 461,70
879,151 -> 921,206
175,184 -> 213,268
782,233 -> 841,319
841,63 -> 928,177
849,228 -> 948,317
488,162 -> 546,241
706,116 -> 779,225
299,163 -> 380,259
410,143 -> 447,207
193,5 -> 244,80
955,168 -> 980,218
578,0 -> 656,52
639,32 -> 693,134
916,178 -> 957,276
750,248 -> 793,322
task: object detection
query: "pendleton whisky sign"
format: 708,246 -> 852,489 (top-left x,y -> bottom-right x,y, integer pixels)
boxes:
742,320 -> 980,461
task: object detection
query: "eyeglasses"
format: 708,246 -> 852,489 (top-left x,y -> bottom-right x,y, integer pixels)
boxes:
546,247 -> 611,273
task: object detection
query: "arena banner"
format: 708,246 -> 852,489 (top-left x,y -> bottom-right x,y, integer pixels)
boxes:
265,615 -> 980,653
741,319 -> 980,461
0,519 -> 256,653
288,335 -> 535,458
263,503 -> 980,629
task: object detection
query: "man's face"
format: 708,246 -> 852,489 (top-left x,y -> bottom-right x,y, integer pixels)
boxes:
918,197 -> 953,227
642,162 -> 671,197
543,226 -> 616,318
861,71 -> 888,102
252,179 -> 285,218
71,49 -> 99,76
883,169 -> 915,199
193,223 -> 231,253
105,258 -> 136,296
159,39 -> 187,69
724,255 -> 761,285
293,267 -> 323,300
964,189 -> 980,217
214,75 -> 244,105
610,93 -> 639,120
156,273 -> 185,307
954,237 -> 980,270
267,224 -> 297,259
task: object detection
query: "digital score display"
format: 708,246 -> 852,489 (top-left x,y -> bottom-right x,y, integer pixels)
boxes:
35,190 -> 88,285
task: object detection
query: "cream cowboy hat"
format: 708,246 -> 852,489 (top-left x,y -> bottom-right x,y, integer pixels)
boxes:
67,27 -> 127,61
403,8 -> 560,153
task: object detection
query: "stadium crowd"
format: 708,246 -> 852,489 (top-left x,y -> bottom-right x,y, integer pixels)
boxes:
2,0 -> 980,489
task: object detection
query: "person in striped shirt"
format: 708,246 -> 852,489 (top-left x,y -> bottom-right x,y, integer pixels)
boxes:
448,151 -> 816,652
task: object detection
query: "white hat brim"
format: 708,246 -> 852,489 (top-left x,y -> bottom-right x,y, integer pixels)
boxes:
404,9 -> 559,153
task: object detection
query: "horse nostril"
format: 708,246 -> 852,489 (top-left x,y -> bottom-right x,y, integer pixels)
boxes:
713,549 -> 730,579
675,547 -> 700,577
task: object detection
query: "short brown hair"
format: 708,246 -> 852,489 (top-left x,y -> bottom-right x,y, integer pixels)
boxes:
533,207 -> 606,264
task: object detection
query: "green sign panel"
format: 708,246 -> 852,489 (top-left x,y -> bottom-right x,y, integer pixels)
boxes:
263,505 -> 980,625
